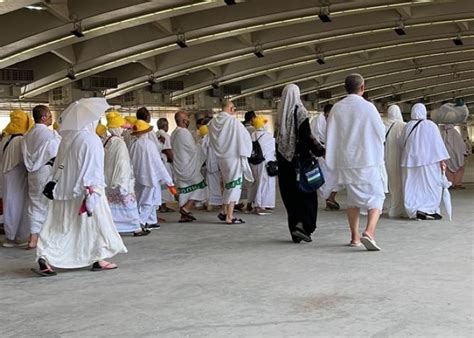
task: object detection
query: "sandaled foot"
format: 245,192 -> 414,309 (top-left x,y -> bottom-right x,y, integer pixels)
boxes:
349,241 -> 362,247
179,215 -> 194,223
226,217 -> 245,224
325,200 -> 340,210
159,205 -> 175,213
360,232 -> 381,251
31,257 -> 57,277
133,228 -> 151,236
26,234 -> 38,250
179,208 -> 197,221
217,213 -> 226,221
91,261 -> 118,271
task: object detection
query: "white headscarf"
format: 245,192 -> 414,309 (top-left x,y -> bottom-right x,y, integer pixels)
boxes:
276,84 -> 308,161
384,105 -> 404,130
411,103 -> 427,120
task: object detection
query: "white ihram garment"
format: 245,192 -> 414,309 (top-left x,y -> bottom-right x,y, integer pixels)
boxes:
22,124 -> 61,234
171,127 -> 207,206
2,135 -> 28,241
383,105 -> 406,218
326,94 -> 386,211
37,124 -> 127,268
208,112 -> 253,204
248,129 -> 276,208
157,130 -> 174,203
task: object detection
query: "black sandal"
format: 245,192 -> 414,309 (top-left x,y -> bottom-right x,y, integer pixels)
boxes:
226,217 -> 245,224
31,258 -> 57,277
179,208 -> 197,221
217,213 -> 226,221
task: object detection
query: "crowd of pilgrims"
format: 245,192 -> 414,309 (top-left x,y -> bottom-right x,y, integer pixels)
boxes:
0,73 -> 468,276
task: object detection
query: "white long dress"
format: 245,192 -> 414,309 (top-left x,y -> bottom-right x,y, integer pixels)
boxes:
383,105 -> 406,218
248,129 -> 276,208
103,133 -> 141,233
400,104 -> 450,218
37,125 -> 127,268
202,135 -> 223,206
2,135 -> 29,241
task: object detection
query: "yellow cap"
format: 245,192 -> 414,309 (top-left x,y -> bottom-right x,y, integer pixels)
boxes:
198,125 -> 208,137
252,115 -> 266,129
106,111 -> 126,129
96,123 -> 107,137
131,119 -> 153,135
4,109 -> 33,135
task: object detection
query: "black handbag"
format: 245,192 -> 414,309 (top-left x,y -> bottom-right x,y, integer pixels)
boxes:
293,106 -> 325,193
265,160 -> 278,176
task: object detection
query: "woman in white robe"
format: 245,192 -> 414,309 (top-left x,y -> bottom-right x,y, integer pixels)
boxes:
440,124 -> 466,189
104,114 -> 149,236
383,105 -> 406,218
2,110 -> 31,248
399,103 -> 449,220
35,117 -> 127,276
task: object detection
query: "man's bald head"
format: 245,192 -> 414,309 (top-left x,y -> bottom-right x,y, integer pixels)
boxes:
344,73 -> 365,95
174,110 -> 190,129
222,99 -> 236,113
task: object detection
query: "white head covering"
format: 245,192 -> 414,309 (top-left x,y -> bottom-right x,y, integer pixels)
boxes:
384,105 -> 404,130
276,84 -> 308,161
411,103 -> 427,120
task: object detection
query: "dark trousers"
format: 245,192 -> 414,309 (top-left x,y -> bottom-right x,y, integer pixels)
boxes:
277,152 -> 318,238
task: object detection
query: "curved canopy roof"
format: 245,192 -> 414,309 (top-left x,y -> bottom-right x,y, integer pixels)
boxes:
0,0 -> 473,109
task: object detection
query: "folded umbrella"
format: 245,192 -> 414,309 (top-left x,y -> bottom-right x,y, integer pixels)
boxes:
441,171 -> 452,221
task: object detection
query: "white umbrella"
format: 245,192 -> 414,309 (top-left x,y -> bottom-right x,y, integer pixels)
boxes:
58,98 -> 110,131
441,171 -> 452,221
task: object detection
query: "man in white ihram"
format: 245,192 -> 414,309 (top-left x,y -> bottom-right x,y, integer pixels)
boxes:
208,100 -> 253,224
326,73 -> 386,251
22,105 -> 61,249
171,111 -> 208,222
33,98 -> 127,276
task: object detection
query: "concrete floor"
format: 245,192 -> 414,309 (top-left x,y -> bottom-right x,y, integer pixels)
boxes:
1,165 -> 473,337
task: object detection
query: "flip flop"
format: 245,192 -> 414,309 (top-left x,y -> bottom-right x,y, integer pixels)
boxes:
325,200 -> 340,210
179,208 -> 197,221
217,213 -> 226,221
31,267 -> 57,277
91,262 -> 118,271
360,233 -> 381,251
226,218 -> 245,224
348,241 -> 362,247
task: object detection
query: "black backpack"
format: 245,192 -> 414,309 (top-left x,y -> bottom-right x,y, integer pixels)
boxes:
248,134 -> 265,165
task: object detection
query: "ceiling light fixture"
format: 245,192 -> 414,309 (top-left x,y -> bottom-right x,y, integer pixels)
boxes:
394,20 -> 406,35
176,33 -> 188,48
316,52 -> 326,65
254,44 -> 264,58
318,7 -> 331,23
71,20 -> 84,38
453,34 -> 463,46
66,67 -> 76,80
